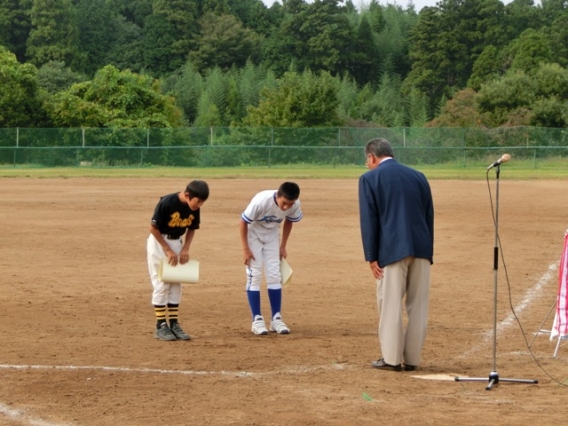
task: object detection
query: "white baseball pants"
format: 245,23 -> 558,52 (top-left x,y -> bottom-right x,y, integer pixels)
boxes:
147,234 -> 183,305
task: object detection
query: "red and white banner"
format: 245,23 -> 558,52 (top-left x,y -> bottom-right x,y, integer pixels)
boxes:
551,229 -> 568,340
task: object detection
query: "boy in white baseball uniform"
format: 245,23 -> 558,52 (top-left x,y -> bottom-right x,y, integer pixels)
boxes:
240,182 -> 303,335
147,180 -> 209,341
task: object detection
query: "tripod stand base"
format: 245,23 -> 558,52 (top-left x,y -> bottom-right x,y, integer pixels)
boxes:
455,371 -> 538,390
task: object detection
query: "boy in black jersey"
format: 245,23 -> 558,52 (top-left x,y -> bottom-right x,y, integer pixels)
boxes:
147,180 -> 209,341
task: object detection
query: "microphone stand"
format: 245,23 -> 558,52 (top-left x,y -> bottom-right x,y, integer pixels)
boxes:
455,164 -> 538,390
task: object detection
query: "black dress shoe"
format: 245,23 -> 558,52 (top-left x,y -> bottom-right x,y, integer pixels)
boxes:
371,358 -> 402,371
404,364 -> 417,371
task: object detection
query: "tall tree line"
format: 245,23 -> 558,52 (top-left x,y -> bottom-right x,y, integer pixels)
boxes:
1,0 -> 568,128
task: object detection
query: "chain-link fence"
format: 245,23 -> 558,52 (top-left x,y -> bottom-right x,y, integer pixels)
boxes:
1,127 -> 567,167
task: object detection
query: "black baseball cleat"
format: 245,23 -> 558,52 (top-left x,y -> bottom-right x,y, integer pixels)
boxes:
154,323 -> 177,341
404,364 -> 417,371
371,358 -> 402,371
170,322 -> 191,340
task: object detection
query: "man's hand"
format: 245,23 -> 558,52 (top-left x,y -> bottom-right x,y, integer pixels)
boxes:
369,260 -> 383,280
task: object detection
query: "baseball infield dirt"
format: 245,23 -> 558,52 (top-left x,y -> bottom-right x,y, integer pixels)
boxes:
1,177 -> 567,425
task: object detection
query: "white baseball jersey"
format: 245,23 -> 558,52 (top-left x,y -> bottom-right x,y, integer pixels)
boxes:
241,190 -> 303,238
242,190 -> 302,291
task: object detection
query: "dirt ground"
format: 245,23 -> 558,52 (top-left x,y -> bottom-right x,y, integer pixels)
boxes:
1,177 -> 568,426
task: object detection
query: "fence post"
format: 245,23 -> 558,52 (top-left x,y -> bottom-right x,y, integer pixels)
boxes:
82,127 -> 85,148
13,127 -> 19,166
269,127 -> 273,168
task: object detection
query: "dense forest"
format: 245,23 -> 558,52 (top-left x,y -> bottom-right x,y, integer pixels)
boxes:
1,0 -> 568,129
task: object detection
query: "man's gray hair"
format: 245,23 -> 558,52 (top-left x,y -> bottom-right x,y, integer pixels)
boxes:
365,138 -> 394,159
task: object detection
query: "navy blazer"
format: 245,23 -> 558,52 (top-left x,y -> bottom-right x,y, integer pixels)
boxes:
359,159 -> 434,267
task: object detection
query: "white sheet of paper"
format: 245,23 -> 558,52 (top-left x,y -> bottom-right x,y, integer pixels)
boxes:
280,258 -> 293,286
159,258 -> 199,284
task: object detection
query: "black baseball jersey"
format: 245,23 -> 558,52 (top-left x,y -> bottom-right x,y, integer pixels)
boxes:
150,192 -> 200,238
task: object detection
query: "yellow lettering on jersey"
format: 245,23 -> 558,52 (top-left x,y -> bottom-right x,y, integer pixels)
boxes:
168,212 -> 194,227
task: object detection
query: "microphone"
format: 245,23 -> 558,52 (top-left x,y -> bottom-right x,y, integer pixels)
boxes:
486,153 -> 511,170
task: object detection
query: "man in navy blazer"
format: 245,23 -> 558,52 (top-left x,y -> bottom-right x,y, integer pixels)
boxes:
359,138 -> 434,372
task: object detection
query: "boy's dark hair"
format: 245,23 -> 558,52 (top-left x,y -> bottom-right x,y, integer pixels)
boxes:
277,182 -> 300,200
365,137 -> 394,159
186,180 -> 209,201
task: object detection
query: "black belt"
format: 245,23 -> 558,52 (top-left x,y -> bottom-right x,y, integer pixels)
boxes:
165,234 -> 182,240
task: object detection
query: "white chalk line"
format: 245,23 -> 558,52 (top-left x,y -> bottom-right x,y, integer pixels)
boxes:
1,263 -> 557,425
459,262 -> 558,359
0,402 -> 73,426
0,363 -> 347,426
0,362 -> 347,377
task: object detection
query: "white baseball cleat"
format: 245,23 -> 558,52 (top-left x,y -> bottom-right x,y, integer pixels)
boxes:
251,315 -> 268,335
270,313 -> 290,334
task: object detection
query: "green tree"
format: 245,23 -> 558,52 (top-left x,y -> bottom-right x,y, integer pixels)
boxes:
228,0 -> 280,37
530,97 -> 568,127
202,0 -> 229,15
503,0 -> 544,41
0,46 -> 47,127
189,12 -> 261,72
26,0 -> 82,69
111,0 -> 153,28
104,15 -> 145,73
76,0 -> 117,75
468,45 -> 502,91
475,70 -> 537,126
48,65 -> 183,127
407,87 -> 428,127
242,70 -> 340,127
143,0 -> 199,75
375,4 -> 417,85
0,0 -> 32,62
349,14 -> 379,87
544,15 -> 568,67
263,0 -> 355,76
193,91 -> 222,126
153,0 -> 198,55
503,28 -> 553,73
299,0 -> 355,75
142,13 -> 180,75
406,0 -> 506,115
162,61 -> 204,124
37,60 -> 86,94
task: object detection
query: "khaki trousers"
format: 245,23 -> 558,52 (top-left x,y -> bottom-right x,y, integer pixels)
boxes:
376,256 -> 430,366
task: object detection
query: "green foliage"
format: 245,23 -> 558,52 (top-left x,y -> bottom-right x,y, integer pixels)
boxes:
476,70 -> 537,126
504,28 -> 553,73
75,0 -> 117,76
48,65 -> 184,128
242,70 -> 341,127
0,0 -> 567,129
37,60 -> 86,94
26,0 -> 82,69
0,0 -> 31,62
468,45 -> 502,91
189,12 -> 261,72
0,46 -> 48,126
543,15 -> 568,67
141,13 -> 181,76
152,0 -> 198,55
